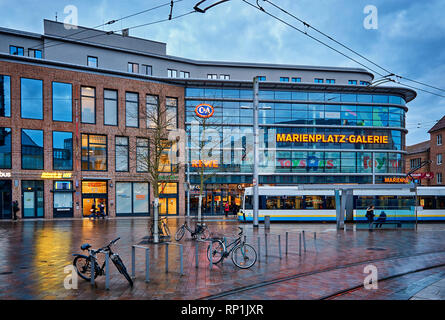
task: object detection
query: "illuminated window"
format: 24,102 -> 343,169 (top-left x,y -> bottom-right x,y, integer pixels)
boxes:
81,134 -> 107,171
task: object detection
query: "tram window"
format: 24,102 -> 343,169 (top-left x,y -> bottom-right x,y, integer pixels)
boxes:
266,196 -> 279,209
325,196 -> 335,209
436,197 -> 445,209
244,196 -> 253,209
305,196 -> 324,209
420,196 -> 435,209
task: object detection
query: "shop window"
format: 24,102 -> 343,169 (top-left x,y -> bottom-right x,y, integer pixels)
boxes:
116,182 -> 149,216
52,82 -> 72,122
22,129 -> 43,170
21,78 -> 43,119
81,134 -> 107,171
53,131 -> 73,170
0,75 -> 11,117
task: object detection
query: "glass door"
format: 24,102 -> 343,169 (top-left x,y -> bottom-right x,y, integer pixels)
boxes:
22,181 -> 44,218
23,191 -> 35,218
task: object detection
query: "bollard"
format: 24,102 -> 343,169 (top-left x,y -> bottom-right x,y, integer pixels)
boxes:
285,232 -> 289,255
180,245 -> 184,275
265,233 -> 268,256
264,216 -> 271,229
145,248 -> 150,282
105,252 -> 110,290
299,232 -> 302,256
257,237 -> 261,262
195,241 -> 199,268
278,234 -> 282,259
91,257 -> 95,286
131,246 -> 136,278
314,232 -> 317,253
165,243 -> 169,273
303,230 -> 306,252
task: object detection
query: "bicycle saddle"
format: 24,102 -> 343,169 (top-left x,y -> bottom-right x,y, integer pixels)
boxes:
81,243 -> 91,250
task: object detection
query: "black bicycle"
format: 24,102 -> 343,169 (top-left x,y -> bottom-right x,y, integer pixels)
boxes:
175,219 -> 210,241
207,227 -> 257,269
72,237 -> 133,286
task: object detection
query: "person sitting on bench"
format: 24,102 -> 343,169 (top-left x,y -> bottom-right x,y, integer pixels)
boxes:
374,211 -> 387,228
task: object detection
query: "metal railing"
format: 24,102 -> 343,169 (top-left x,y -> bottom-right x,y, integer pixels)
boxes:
131,245 -> 150,283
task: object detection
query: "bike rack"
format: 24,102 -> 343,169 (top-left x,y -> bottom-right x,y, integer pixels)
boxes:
90,252 -> 110,289
131,245 -> 150,283
161,242 -> 184,275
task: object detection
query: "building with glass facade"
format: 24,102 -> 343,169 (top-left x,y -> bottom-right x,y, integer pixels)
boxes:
0,20 -> 416,218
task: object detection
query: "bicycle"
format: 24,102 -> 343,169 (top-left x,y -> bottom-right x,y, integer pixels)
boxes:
72,237 -> 133,286
175,219 -> 210,241
207,227 -> 257,269
149,216 -> 171,241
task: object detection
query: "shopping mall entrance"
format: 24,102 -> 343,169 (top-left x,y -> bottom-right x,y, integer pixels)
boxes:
189,184 -> 246,216
81,181 -> 108,217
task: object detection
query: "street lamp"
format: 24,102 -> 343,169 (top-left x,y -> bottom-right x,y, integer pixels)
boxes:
241,77 -> 271,227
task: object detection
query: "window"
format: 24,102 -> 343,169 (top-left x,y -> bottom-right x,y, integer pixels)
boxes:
53,131 -> 73,170
410,158 -> 421,169
115,136 -> 129,172
142,65 -> 152,75
348,80 -> 357,85
314,78 -> 324,83
360,81 -> 370,86
125,92 -> 139,127
437,173 -> 442,185
437,134 -> 442,146
159,141 -> 177,173
21,78 -> 43,119
219,74 -> 230,80
81,134 -> 107,171
292,77 -> 301,83
127,62 -> 139,73
326,79 -> 335,84
438,154 -> 442,165
81,87 -> 96,123
0,127 -> 11,168
52,82 -> 72,122
280,77 -> 289,82
146,95 -> 158,128
29,49 -> 42,58
10,45 -> 24,56
180,71 -> 190,78
257,76 -> 266,81
136,138 -> 149,172
87,56 -> 98,67
22,129 -> 43,170
104,89 -> 118,126
168,69 -> 177,78
166,97 -> 178,129
116,182 -> 149,216
0,75 -> 11,117
207,74 -> 218,79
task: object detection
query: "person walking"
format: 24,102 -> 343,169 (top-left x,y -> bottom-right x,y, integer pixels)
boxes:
12,200 -> 19,221
375,211 -> 387,228
224,202 -> 230,217
365,205 -> 375,229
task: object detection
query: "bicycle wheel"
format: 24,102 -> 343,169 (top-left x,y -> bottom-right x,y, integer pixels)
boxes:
163,222 -> 171,237
207,239 -> 224,264
111,254 -> 133,287
175,225 -> 186,241
73,255 -> 93,281
232,243 -> 257,269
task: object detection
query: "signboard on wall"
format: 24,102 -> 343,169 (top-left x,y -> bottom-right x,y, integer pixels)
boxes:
276,133 -> 388,144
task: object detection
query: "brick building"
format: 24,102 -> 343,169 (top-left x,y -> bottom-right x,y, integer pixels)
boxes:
405,115 -> 445,186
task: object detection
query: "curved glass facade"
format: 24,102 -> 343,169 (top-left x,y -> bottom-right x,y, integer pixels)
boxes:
185,87 -> 407,185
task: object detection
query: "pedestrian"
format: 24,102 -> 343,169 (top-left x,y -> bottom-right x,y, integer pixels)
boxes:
375,211 -> 387,228
365,205 -> 375,229
232,203 -> 238,215
12,200 -> 19,221
99,201 -> 106,219
224,202 -> 229,217
90,203 -> 97,219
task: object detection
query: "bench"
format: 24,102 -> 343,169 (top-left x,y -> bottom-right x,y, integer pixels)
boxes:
372,220 -> 402,228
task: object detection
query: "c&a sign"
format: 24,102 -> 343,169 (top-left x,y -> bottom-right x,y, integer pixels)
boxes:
195,103 -> 214,118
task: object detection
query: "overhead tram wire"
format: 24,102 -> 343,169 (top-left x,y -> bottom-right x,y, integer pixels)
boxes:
29,0 -> 186,50
32,9 -> 197,52
241,0 -> 386,78
261,0 -> 445,94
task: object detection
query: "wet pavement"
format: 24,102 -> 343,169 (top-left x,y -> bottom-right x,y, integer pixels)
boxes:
0,217 -> 444,300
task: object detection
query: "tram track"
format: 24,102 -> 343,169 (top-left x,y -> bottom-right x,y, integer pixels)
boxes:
197,249 -> 445,300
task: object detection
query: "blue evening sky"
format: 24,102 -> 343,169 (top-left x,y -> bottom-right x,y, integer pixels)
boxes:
1,0 -> 444,145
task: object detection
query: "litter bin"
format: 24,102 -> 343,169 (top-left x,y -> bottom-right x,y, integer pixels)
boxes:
264,215 -> 270,229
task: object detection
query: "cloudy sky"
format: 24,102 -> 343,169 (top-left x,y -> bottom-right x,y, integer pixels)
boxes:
1,0 -> 444,145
